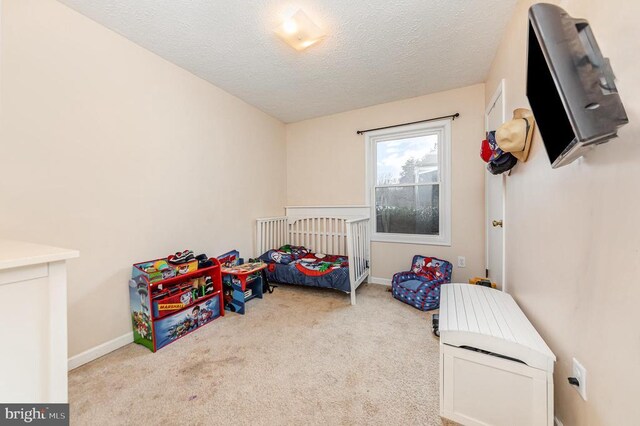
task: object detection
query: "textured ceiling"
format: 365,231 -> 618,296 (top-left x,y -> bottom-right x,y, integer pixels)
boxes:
56,0 -> 517,123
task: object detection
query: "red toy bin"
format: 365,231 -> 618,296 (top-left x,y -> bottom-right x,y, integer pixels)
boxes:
152,283 -> 194,319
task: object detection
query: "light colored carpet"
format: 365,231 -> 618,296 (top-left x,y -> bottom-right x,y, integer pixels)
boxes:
69,283 -> 450,425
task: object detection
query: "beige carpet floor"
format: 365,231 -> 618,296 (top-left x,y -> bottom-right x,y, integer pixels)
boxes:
69,283 -> 449,425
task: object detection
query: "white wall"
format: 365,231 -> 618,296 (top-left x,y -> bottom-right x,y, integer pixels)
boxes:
286,84 -> 486,282
0,0 -> 286,358
485,0 -> 640,424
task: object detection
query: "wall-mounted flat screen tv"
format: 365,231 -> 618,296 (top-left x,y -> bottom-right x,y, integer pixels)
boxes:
527,3 -> 628,168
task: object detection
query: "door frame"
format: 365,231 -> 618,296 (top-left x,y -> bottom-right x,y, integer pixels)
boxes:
484,79 -> 507,292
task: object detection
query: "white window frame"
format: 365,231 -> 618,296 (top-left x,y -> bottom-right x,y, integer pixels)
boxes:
365,119 -> 452,246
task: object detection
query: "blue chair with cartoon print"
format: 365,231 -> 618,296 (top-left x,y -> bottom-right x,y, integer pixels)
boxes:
391,255 -> 453,311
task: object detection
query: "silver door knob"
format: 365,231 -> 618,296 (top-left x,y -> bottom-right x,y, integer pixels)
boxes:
492,220 -> 503,228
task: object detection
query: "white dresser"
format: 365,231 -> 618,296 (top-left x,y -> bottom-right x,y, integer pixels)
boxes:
439,284 -> 556,426
0,240 -> 78,403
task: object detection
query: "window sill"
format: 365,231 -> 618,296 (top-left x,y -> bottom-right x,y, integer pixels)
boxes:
371,235 -> 451,246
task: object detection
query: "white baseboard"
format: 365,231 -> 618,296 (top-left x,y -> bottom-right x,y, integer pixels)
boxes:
68,331 -> 133,371
554,416 -> 564,426
368,276 -> 392,286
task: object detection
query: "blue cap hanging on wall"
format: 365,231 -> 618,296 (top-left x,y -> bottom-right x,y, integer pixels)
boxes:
486,130 -> 518,175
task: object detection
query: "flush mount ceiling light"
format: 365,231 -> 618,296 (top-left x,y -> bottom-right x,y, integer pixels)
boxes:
274,9 -> 326,51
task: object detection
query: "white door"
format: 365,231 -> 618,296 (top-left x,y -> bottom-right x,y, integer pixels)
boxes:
485,80 -> 506,290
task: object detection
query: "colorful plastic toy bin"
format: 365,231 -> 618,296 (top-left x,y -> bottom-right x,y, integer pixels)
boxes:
132,258 -> 177,283
174,260 -> 198,276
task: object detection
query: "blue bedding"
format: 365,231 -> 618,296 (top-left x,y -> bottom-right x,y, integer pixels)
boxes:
259,247 -> 351,293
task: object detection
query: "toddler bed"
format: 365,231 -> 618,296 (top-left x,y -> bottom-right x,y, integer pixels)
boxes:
256,206 -> 370,305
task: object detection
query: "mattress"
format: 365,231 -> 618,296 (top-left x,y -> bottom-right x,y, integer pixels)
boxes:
260,248 -> 351,293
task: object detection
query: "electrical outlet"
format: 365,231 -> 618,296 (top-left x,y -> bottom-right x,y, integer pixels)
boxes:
572,358 -> 587,401
457,256 -> 466,268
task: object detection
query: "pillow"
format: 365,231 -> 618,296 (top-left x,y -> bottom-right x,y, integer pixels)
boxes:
412,256 -> 444,280
278,245 -> 309,259
259,249 -> 295,265
258,246 -> 309,265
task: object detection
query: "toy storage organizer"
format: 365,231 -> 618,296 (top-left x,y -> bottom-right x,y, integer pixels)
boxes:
129,257 -> 224,352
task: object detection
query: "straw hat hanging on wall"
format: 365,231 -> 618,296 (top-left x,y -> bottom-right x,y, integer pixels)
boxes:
496,109 -> 536,162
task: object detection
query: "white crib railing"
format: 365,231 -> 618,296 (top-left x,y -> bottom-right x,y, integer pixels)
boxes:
346,217 -> 370,305
256,216 -> 288,256
255,214 -> 370,305
289,216 -> 349,256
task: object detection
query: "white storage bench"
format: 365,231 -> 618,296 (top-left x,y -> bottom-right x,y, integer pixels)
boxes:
439,284 -> 556,426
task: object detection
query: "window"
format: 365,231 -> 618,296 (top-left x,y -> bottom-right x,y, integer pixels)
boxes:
365,120 -> 451,245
